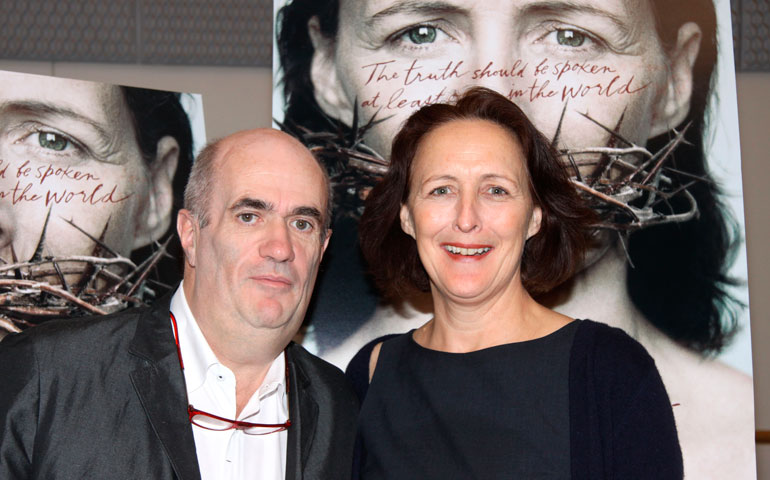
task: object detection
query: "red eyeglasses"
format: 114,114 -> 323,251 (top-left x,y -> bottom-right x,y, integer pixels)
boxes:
170,312 -> 292,435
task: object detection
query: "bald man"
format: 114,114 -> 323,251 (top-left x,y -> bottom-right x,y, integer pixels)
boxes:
0,129 -> 358,480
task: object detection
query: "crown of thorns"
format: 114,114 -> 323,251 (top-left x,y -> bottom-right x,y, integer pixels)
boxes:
279,102 -> 703,233
0,210 -> 171,335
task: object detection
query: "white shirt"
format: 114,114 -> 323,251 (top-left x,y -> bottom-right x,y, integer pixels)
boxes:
170,285 -> 288,480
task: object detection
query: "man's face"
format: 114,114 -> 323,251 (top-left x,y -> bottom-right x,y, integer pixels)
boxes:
179,131 -> 330,337
311,0 -> 698,160
0,72 -> 175,270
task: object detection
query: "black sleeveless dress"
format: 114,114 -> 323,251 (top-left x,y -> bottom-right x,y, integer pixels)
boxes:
357,321 -> 580,479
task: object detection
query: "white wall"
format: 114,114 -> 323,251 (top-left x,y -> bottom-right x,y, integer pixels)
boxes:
738,72 -> 770,479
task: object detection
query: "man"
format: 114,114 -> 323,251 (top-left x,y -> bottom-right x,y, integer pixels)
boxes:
0,128 -> 359,479
0,70 -> 195,336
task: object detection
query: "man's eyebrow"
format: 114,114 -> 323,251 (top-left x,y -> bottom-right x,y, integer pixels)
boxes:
366,1 -> 469,28
292,206 -> 323,222
0,101 -> 112,141
230,198 -> 273,212
520,1 -> 628,33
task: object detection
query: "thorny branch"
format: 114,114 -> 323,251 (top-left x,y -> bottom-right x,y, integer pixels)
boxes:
0,214 -> 173,335
281,104 -> 703,232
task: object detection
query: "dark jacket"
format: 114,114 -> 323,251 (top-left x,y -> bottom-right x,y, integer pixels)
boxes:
347,320 -> 683,479
0,294 -> 359,479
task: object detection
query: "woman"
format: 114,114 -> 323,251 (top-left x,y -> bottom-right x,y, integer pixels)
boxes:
276,2 -> 755,476
348,88 -> 682,478
0,71 -> 194,336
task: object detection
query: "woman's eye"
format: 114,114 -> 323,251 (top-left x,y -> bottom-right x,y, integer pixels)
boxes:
291,219 -> 313,232
38,131 -> 70,151
429,186 -> 450,195
406,25 -> 437,44
556,29 -> 587,47
488,186 -> 508,195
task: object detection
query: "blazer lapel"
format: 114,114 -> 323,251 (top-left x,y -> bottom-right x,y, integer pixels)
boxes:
285,346 -> 319,480
128,297 -> 202,480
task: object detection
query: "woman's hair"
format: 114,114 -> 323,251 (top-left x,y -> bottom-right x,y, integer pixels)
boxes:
359,87 -> 596,299
276,0 -> 739,353
630,1 -> 740,353
120,87 -> 194,208
120,87 -> 195,284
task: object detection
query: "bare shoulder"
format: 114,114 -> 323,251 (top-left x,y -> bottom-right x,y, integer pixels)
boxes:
368,342 -> 383,382
662,353 -> 756,479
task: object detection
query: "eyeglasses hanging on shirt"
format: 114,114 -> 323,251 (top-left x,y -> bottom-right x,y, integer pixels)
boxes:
170,312 -> 292,435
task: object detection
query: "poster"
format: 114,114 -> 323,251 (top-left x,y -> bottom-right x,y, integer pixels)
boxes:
0,70 -> 205,337
273,0 -> 755,477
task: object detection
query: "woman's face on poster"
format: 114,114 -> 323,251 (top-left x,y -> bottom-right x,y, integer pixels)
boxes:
310,0 -> 701,160
0,72 -> 175,270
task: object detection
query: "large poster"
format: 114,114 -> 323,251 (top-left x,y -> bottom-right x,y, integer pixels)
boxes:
273,0 -> 754,477
0,70 -> 204,337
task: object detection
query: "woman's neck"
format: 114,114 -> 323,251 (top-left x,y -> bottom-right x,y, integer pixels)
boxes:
418,281 -> 570,353
540,239 -> 671,351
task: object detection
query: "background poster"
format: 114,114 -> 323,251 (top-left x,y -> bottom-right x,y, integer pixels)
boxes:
0,70 -> 205,337
273,0 -> 755,477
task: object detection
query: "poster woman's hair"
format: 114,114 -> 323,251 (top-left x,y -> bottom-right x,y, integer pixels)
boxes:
275,0 -> 739,353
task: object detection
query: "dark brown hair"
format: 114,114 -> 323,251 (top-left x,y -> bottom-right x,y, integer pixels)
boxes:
359,87 -> 596,299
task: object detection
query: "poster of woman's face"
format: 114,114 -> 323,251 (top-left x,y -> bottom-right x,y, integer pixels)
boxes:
0,70 -> 203,336
274,0 -> 754,476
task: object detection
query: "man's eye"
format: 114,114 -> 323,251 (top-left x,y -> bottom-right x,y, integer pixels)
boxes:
556,29 -> 587,47
238,213 -> 257,224
406,25 -> 437,44
291,219 -> 313,232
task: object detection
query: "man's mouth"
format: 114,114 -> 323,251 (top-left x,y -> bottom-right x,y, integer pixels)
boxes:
442,244 -> 492,256
251,275 -> 293,288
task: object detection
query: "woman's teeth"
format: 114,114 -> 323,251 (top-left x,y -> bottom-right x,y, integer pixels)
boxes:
443,245 -> 491,256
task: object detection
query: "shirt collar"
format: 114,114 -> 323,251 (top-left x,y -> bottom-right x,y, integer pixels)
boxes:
170,283 -> 222,393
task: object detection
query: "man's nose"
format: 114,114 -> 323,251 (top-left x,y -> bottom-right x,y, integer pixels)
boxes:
258,219 -> 295,262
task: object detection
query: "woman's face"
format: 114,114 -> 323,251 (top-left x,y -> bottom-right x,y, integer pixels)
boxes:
0,72 -> 176,279
311,0 -> 699,160
400,119 -> 541,304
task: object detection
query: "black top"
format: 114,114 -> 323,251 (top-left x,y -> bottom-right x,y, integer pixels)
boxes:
358,321 -> 579,479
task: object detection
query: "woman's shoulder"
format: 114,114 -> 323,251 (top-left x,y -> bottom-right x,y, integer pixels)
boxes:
572,319 -> 658,378
345,333 -> 405,402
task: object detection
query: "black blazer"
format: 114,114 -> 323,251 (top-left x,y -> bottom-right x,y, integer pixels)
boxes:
0,294 -> 358,479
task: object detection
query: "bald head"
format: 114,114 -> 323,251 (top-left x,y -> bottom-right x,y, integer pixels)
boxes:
183,128 -> 332,237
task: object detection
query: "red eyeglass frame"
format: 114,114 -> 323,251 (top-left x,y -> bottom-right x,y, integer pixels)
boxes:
170,312 -> 292,434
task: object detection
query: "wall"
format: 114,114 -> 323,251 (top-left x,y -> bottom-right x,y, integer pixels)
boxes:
0,59 -> 768,477
739,72 -> 770,478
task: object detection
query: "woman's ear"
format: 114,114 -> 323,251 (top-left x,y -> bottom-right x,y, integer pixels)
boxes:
308,16 -> 355,125
132,136 -> 179,249
527,205 -> 542,240
400,204 -> 416,239
649,22 -> 702,137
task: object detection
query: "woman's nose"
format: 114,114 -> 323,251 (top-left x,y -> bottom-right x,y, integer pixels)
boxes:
454,193 -> 480,233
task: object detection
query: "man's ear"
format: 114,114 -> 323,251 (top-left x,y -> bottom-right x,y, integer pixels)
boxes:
133,136 -> 179,248
649,22 -> 702,137
400,204 -> 415,239
320,228 -> 332,258
176,208 -> 198,268
308,16 -> 355,125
